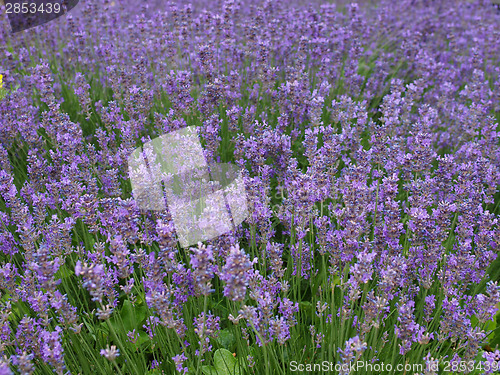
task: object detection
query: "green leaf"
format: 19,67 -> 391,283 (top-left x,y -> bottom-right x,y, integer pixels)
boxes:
213,348 -> 241,375
217,329 -> 236,350
488,316 -> 497,332
119,299 -> 147,332
138,330 -> 150,346
487,307 -> 500,349
202,365 -> 220,375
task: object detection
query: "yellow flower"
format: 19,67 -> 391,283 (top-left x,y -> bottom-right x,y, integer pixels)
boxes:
0,74 -> 4,100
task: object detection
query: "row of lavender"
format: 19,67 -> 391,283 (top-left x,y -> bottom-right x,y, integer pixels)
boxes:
1,0 -> 500,374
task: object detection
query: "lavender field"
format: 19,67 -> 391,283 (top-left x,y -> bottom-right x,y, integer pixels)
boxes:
1,0 -> 500,374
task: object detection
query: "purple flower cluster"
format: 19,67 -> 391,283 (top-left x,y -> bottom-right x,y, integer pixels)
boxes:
0,0 -> 499,372
220,244 -> 255,301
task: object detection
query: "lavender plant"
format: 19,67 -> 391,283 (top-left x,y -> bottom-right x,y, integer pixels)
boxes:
0,0 -> 500,374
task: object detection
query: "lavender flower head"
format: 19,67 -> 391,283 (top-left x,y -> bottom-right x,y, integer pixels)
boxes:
219,244 -> 256,301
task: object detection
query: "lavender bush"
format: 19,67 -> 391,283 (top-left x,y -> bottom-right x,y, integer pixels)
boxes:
1,0 -> 500,374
